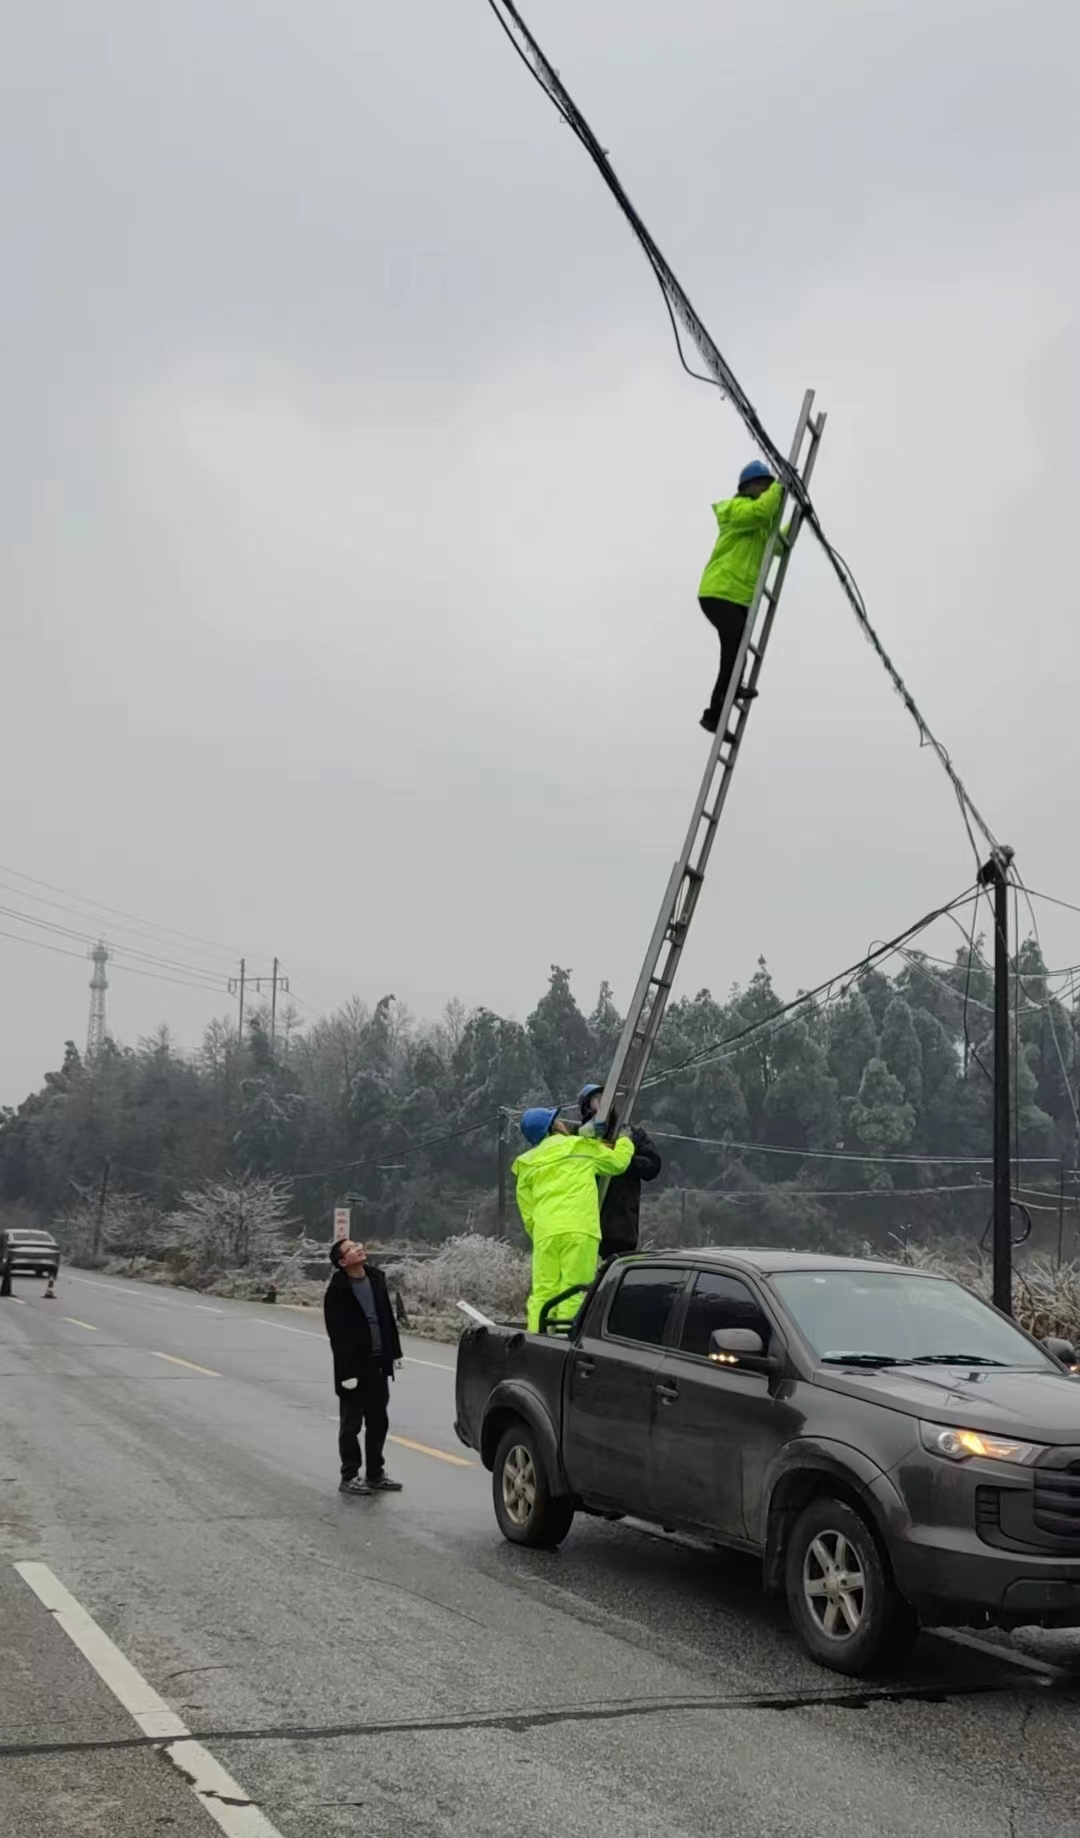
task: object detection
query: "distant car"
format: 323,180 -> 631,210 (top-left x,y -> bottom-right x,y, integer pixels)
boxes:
455,1248 -> 1080,1676
0,1228 -> 61,1281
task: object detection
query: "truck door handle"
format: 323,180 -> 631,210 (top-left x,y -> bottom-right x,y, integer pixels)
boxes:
575,1357 -> 595,1378
655,1381 -> 679,1403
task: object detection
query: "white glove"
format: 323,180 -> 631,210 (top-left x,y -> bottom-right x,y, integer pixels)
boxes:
341,1377 -> 358,1391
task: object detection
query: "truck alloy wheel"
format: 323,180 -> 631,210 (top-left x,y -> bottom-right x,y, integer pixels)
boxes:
784,1496 -> 917,1676
501,1443 -> 537,1528
492,1423 -> 575,1549
802,1529 -> 865,1639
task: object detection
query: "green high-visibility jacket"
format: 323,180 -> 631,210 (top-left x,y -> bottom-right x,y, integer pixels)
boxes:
513,1132 -> 635,1242
698,479 -> 783,605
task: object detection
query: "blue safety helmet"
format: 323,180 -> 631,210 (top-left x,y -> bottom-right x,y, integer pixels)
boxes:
578,1082 -> 603,1120
520,1106 -> 560,1148
738,459 -> 773,487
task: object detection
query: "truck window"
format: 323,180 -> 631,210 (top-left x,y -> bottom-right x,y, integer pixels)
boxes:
605,1268 -> 686,1347
678,1272 -> 770,1359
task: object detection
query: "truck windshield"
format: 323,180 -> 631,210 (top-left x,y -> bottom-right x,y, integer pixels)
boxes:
770,1269 -> 1059,1371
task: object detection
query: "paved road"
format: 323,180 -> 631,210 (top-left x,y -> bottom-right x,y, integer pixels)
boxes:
2,1269 -> 1080,1838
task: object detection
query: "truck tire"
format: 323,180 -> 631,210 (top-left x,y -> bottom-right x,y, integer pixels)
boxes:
492,1422 -> 574,1549
784,1496 -> 918,1677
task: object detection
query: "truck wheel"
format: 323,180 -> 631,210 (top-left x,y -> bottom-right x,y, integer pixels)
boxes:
492,1423 -> 574,1549
785,1496 -> 917,1676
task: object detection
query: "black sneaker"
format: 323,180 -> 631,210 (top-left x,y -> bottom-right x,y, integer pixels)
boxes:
339,1475 -> 370,1495
734,685 -> 759,704
700,709 -> 720,734
366,1474 -> 403,1492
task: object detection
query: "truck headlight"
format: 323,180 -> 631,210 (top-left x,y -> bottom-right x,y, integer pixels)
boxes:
919,1422 -> 1046,1466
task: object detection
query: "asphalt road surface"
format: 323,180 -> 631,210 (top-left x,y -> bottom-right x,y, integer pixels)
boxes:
2,1269 -> 1080,1838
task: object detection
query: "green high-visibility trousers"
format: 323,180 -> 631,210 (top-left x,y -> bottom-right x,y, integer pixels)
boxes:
527,1233 -> 599,1333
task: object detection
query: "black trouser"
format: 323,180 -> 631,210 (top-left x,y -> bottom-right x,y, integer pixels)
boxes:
699,595 -> 750,724
338,1361 -> 390,1481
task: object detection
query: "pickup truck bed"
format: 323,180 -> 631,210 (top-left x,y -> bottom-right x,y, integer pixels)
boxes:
455,1323 -> 570,1471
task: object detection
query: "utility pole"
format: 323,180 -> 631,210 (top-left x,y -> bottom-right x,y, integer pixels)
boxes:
240,961 -> 289,1048
228,960 -> 247,1088
91,1159 -> 111,1260
979,847 -> 1015,1314
497,1109 -> 510,1237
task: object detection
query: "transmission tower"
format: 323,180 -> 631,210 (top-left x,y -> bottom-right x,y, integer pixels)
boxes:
86,941 -> 110,1057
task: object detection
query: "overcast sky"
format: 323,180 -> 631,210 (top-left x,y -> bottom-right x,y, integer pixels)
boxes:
2,0 -> 1079,1102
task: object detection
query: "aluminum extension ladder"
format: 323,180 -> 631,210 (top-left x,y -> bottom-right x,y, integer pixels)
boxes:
596,387 -> 827,1137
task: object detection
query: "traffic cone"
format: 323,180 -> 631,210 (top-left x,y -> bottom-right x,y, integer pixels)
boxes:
43,1276 -> 56,1300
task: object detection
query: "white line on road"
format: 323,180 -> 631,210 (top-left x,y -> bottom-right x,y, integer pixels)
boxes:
932,1626 -> 1071,1678
65,1275 -> 225,1316
405,1354 -> 455,1372
249,1318 -> 322,1338
62,1317 -> 98,1332
15,1563 -> 285,1838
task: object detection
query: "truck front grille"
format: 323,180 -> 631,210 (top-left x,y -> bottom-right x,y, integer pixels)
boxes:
1033,1453 -> 1080,1543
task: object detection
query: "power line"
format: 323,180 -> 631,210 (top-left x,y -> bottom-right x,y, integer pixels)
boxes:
286,1113 -> 496,1185
704,1183 -> 989,1202
483,0 -> 999,871
649,1131 -> 1060,1167
0,861 -> 241,968
1012,872 -> 1080,1143
640,886 -> 978,1094
1021,887 -> 1080,921
0,924 -> 227,996
0,902 -> 233,988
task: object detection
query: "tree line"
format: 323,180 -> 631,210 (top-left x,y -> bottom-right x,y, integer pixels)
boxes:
1,933 -> 1078,1257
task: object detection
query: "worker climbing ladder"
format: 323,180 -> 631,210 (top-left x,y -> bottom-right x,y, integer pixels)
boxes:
596,389 -> 827,1137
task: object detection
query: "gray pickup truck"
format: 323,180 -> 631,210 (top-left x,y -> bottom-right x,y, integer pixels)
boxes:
454,1247 -> 1080,1675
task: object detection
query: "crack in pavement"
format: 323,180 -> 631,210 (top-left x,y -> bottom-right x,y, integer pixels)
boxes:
3,1673 -> 1076,1762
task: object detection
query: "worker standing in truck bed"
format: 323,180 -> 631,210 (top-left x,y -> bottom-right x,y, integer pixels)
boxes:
513,1107 -> 635,1332
697,459 -> 784,734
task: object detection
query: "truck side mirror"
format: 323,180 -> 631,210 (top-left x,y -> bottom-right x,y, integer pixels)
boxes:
709,1328 -> 778,1374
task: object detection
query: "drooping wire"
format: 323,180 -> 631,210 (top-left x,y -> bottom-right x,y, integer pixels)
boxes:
483,0 -> 1000,869
640,885 -> 978,1094
1011,871 -> 1080,1145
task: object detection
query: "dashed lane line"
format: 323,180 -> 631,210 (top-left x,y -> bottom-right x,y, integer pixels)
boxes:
389,1434 -> 474,1468
14,1562 -> 285,1838
61,1317 -> 98,1331
152,1351 -> 221,1377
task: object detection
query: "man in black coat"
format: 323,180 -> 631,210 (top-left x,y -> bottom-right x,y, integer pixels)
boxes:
578,1083 -> 663,1261
323,1238 -> 404,1495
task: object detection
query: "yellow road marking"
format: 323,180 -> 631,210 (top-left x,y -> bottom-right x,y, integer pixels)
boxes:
151,1351 -> 220,1377
388,1434 -> 473,1468
62,1317 -> 97,1331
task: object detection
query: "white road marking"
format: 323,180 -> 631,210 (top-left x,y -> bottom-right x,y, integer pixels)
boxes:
932,1626 -> 1070,1677
14,1562 -> 284,1837
9,1296 -> 25,1305
64,1275 -> 225,1316
249,1318 -> 321,1338
62,1317 -> 98,1332
404,1354 -> 455,1372
152,1351 -> 220,1377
